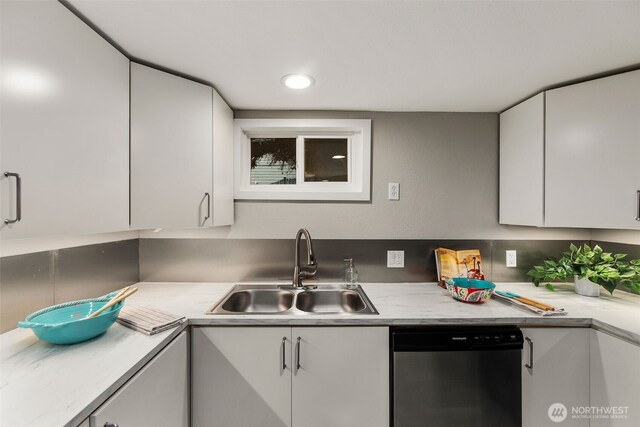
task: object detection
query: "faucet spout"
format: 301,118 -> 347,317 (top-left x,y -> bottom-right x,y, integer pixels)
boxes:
293,228 -> 317,287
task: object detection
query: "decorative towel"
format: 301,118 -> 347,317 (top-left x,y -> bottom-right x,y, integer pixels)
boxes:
492,293 -> 567,316
117,306 -> 185,335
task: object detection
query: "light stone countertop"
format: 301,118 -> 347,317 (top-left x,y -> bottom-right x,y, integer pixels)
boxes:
1,281 -> 639,427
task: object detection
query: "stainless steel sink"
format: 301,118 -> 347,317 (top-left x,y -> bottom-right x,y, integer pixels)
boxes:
207,284 -> 378,315
296,289 -> 367,313
220,289 -> 294,313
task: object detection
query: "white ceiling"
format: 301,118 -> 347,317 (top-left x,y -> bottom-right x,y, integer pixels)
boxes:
68,0 -> 640,112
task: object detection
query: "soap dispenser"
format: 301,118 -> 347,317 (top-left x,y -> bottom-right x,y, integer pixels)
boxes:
343,258 -> 359,289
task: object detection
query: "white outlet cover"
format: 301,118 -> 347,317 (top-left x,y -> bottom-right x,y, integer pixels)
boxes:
506,250 -> 517,267
388,183 -> 400,200
387,250 -> 404,268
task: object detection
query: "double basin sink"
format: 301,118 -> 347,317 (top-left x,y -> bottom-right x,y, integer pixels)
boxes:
207,283 -> 378,315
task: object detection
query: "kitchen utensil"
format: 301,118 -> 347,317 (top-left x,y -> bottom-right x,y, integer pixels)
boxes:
495,290 -> 555,311
17,291 -> 124,345
444,278 -> 495,303
87,287 -> 138,319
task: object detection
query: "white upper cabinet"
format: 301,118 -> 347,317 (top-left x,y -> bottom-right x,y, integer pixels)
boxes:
499,70 -> 640,229
0,0 -> 129,239
546,70 -> 640,229
130,63 -> 214,229
212,90 -> 234,226
500,93 -> 545,226
131,63 -> 234,229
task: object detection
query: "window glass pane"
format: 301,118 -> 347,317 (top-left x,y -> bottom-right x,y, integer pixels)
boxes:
304,138 -> 348,182
250,138 -> 297,185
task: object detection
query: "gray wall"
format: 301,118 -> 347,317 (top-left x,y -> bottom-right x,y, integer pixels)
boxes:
0,239 -> 139,333
140,111 -> 590,241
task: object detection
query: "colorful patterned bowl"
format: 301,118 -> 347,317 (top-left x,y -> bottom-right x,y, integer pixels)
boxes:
17,292 -> 123,345
445,278 -> 496,303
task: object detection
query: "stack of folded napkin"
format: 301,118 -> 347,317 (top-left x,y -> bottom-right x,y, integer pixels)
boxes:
117,306 -> 185,335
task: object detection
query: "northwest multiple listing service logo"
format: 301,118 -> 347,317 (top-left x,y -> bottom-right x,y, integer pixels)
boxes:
548,403 -> 630,422
548,403 -> 568,423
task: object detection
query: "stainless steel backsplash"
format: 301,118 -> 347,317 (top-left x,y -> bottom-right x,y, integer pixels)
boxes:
139,238 -> 589,283
0,239 -> 139,333
2,237 -> 637,334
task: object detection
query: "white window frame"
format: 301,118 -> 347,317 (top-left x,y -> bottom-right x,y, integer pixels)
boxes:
234,119 -> 371,200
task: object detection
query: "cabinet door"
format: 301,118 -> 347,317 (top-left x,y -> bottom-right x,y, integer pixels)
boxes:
521,328 -> 590,427
212,90 -> 234,226
131,63 -> 213,229
291,327 -> 389,427
0,0 -> 129,239
499,93 -> 545,226
590,330 -> 640,427
90,332 -> 188,427
546,70 -> 640,229
192,327 -> 292,427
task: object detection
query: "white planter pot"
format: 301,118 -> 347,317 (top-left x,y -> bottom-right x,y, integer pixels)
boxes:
574,276 -> 600,297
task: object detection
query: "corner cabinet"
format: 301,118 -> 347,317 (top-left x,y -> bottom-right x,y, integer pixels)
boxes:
90,332 -> 188,427
130,63 -> 234,229
590,330 -> 640,427
192,327 -> 389,427
545,70 -> 640,229
521,328 -> 590,427
499,93 -> 545,226
499,69 -> 640,229
0,1 -> 129,239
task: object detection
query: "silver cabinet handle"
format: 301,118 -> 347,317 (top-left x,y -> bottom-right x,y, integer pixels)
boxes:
636,190 -> 640,221
3,172 -> 21,224
204,192 -> 211,222
104,423 -> 118,427
295,336 -> 301,373
524,336 -> 533,371
281,337 -> 287,371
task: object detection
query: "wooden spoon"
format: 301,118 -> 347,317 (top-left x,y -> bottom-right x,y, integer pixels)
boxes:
87,287 -> 138,319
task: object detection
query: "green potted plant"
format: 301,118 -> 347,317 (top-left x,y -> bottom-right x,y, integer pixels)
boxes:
527,243 -> 640,297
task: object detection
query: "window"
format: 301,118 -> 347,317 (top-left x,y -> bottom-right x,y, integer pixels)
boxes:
234,119 -> 371,200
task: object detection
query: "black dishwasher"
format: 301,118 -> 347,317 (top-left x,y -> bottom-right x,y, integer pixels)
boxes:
391,326 -> 523,427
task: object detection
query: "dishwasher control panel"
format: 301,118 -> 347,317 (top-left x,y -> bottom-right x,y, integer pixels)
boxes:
392,326 -> 524,351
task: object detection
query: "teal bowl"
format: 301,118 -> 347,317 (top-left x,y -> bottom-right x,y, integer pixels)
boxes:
445,278 -> 496,303
17,292 -> 123,345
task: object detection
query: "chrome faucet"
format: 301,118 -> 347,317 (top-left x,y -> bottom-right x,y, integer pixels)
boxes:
292,228 -> 317,287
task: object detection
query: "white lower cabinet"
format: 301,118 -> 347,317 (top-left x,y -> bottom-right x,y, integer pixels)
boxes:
521,328 -> 590,427
192,326 -> 389,427
590,330 -> 640,427
90,332 -> 188,427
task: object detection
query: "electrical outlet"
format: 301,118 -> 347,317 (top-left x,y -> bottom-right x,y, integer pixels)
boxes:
387,250 -> 404,268
388,183 -> 400,200
506,250 -> 517,267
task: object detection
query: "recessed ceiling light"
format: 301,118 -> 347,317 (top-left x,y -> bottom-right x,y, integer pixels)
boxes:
332,155 -> 346,159
281,74 -> 315,90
